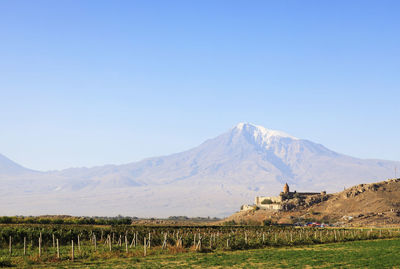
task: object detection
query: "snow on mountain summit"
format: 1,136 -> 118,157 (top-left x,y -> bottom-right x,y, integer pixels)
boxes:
234,122 -> 299,142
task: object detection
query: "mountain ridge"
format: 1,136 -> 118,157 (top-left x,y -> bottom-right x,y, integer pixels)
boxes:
0,123 -> 399,217
0,153 -> 35,175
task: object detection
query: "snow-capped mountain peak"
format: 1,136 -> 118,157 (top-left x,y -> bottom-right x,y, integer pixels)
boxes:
234,122 -> 298,143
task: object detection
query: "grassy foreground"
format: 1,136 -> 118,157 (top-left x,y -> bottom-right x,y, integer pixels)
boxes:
3,238 -> 399,268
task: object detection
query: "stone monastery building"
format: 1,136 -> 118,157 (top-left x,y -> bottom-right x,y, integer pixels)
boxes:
241,183 -> 326,211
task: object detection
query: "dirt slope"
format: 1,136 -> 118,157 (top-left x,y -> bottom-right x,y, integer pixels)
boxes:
223,178 -> 400,227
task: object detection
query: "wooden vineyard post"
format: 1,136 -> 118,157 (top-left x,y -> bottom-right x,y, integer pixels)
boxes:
144,237 -> 147,257
125,235 -> 128,253
9,236 -> 12,255
130,233 -> 135,248
71,240 -> 74,262
193,233 -> 196,248
226,238 -> 229,249
176,236 -> 182,248
78,235 -> 81,252
39,234 -> 42,257
56,239 -> 60,259
162,233 -> 167,249
148,232 -> 151,249
109,235 -> 112,251
101,230 -> 103,242
94,235 -> 97,252
53,234 -> 55,248
195,235 -> 202,251
24,237 -> 26,256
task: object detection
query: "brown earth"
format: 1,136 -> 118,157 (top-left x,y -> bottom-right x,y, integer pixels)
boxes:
222,178 -> 400,227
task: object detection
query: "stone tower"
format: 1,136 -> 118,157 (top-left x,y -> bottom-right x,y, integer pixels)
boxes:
283,183 -> 289,194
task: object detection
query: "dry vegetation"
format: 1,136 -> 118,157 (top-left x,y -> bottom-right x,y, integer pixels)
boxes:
224,178 -> 400,227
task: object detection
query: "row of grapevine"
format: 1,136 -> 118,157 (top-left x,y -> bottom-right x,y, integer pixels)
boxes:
1,224 -> 399,258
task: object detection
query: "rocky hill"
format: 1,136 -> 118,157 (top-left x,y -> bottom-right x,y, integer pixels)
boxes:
224,178 -> 400,227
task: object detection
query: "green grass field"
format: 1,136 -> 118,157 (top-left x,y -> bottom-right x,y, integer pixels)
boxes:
2,238 -> 399,268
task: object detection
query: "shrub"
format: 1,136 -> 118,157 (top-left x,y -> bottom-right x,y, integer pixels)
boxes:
263,219 -> 272,226
261,199 -> 273,205
0,257 -> 12,267
38,218 -> 51,224
0,216 -> 13,224
53,219 -> 64,224
223,220 -> 237,226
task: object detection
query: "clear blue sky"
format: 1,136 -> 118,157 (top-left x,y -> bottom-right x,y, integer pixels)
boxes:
1,0 -> 399,171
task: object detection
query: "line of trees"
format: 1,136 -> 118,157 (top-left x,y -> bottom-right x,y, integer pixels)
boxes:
0,216 -> 133,225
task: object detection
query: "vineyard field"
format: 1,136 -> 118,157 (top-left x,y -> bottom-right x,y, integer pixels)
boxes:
0,224 -> 399,268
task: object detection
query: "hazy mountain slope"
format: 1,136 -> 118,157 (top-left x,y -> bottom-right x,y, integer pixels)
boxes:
0,154 -> 33,175
0,123 -> 398,217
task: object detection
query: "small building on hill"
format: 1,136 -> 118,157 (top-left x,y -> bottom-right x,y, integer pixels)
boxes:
241,183 -> 326,212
